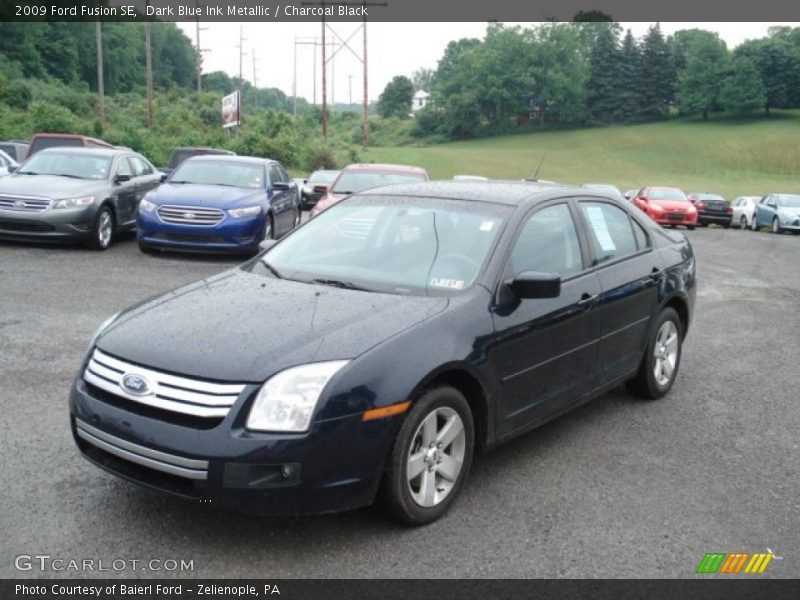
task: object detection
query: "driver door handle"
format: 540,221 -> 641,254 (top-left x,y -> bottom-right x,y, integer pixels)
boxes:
577,293 -> 599,308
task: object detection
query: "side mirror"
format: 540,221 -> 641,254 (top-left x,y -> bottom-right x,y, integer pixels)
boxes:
508,271 -> 561,299
160,173 -> 168,183
8,165 -> 17,173
272,181 -> 290,191
115,174 -> 132,184
313,184 -> 330,194
258,239 -> 278,252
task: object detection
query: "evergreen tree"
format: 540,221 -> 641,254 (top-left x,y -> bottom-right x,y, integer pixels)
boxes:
735,37 -> 800,114
377,76 -> 415,118
639,24 -> 675,119
615,30 -> 642,122
586,25 -> 621,123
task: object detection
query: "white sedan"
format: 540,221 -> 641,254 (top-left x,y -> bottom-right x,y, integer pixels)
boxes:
731,196 -> 762,230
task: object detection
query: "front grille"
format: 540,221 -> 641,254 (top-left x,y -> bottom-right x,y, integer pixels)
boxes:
0,219 -> 55,232
75,418 -> 209,481
157,204 -> 225,226
0,195 -> 52,212
83,348 -> 245,419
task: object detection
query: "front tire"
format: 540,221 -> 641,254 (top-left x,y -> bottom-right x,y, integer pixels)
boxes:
772,217 -> 782,234
626,307 -> 683,400
262,214 -> 274,241
380,386 -> 474,525
138,241 -> 157,255
687,225 -> 696,231
751,215 -> 760,231
89,206 -> 114,251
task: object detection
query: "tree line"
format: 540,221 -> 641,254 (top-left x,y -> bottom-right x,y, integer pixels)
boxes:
411,23 -> 800,139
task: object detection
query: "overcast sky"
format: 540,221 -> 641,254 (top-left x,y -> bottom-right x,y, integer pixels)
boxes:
176,22 -> 799,103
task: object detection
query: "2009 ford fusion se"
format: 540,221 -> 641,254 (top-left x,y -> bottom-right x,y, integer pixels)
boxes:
70,181 -> 695,524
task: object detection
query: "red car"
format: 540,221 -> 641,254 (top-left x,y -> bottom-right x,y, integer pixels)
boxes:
633,186 -> 697,230
310,163 -> 429,217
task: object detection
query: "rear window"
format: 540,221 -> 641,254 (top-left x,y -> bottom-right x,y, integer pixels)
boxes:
332,171 -> 427,195
29,137 -> 83,155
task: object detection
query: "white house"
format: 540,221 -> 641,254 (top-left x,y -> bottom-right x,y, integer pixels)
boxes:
412,90 -> 429,112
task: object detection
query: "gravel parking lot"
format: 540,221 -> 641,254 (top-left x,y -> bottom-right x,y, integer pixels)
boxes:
1,226 -> 798,578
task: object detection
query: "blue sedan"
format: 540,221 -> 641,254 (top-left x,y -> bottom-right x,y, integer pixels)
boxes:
136,155 -> 300,254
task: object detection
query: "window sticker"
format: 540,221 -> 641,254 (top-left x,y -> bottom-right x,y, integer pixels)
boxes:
585,206 -> 616,253
430,278 -> 465,290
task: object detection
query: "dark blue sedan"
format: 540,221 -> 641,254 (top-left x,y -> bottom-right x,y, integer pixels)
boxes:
136,155 -> 300,254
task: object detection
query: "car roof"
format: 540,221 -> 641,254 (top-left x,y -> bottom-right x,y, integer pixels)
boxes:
644,186 -> 683,191
358,180 -> 583,206
34,147 -> 136,158
341,163 -> 428,174
185,155 -> 272,165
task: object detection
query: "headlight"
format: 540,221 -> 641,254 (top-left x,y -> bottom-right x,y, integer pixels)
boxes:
246,361 -> 349,433
686,204 -> 697,213
779,209 -> 797,221
229,206 -> 261,218
139,197 -> 157,212
303,185 -> 313,195
650,203 -> 664,213
54,196 -> 95,209
88,312 -> 120,350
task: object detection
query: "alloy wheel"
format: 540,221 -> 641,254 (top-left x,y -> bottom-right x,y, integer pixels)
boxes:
740,216 -> 747,230
653,320 -> 679,387
406,407 -> 466,508
97,211 -> 112,248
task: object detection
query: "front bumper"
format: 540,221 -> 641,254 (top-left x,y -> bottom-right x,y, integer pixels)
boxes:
69,375 -> 399,515
652,212 -> 697,227
0,206 -> 95,242
137,209 -> 263,253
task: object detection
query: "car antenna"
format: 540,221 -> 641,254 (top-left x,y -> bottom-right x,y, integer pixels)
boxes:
529,150 -> 548,182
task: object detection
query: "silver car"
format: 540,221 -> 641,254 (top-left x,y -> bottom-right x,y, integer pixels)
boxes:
0,147 -> 161,250
731,196 -> 761,230
0,149 -> 19,177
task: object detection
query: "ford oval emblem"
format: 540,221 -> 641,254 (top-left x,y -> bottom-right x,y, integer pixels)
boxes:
13,200 -> 25,208
183,212 -> 196,219
121,373 -> 152,396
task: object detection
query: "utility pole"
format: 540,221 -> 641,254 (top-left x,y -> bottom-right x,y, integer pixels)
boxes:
321,15 -> 327,140
95,22 -> 105,122
252,49 -> 258,108
362,15 -> 369,147
293,36 -> 298,116
194,0 -> 206,94
237,26 -> 246,85
145,21 -> 154,127
348,74 -> 353,105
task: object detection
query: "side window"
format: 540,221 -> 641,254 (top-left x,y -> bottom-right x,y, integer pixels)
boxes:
130,156 -> 153,176
269,165 -> 284,185
0,155 -> 7,167
278,165 -> 290,183
580,202 -> 639,265
115,157 -> 133,178
509,204 -> 583,278
631,217 -> 650,251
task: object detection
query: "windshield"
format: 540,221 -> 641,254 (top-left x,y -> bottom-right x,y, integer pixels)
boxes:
649,188 -> 687,202
776,195 -> 800,208
17,151 -> 110,180
694,193 -> 724,201
309,170 -> 338,183
253,195 -> 510,296
331,170 -> 426,195
170,160 -> 264,188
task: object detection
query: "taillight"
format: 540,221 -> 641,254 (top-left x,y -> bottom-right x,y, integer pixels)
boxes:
727,206 -> 733,213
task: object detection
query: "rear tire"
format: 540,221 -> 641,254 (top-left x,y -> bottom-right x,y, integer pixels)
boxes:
626,307 -> 683,400
380,386 -> 474,526
88,206 -> 114,251
751,215 -> 759,231
722,223 -> 730,229
740,216 -> 748,230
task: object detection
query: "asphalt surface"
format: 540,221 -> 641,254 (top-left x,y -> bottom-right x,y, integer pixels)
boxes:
1,225 -> 798,578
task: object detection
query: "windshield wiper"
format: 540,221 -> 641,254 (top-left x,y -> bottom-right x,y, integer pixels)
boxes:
17,171 -> 41,175
260,259 -> 283,279
54,173 -> 85,179
311,278 -> 372,292
169,180 -> 191,184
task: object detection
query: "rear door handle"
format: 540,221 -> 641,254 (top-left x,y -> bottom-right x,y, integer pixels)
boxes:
577,293 -> 599,308
650,268 -> 664,282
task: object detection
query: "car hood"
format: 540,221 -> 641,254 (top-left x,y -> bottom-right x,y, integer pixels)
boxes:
152,184 -> 264,208
778,205 -> 800,216
96,269 -> 449,382
650,199 -> 692,210
0,174 -> 105,199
